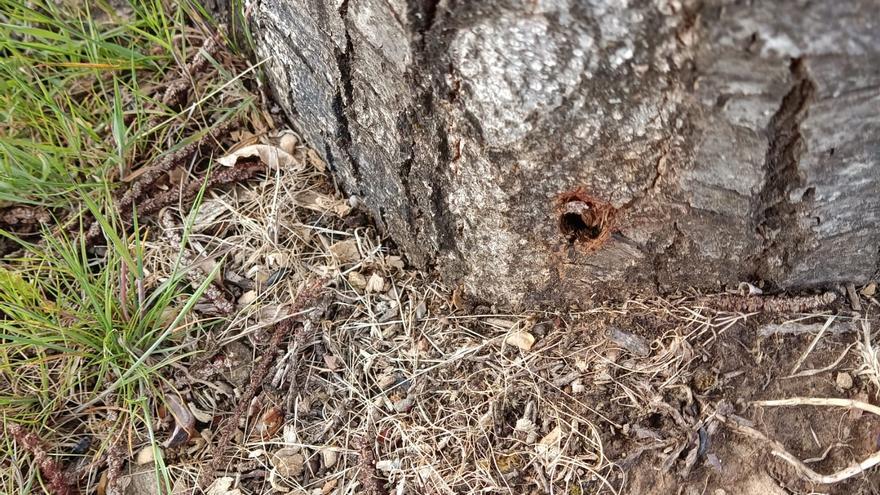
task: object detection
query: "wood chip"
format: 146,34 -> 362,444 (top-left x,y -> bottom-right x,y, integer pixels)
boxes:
847,282 -> 863,311
505,331 -> 536,351
329,239 -> 360,264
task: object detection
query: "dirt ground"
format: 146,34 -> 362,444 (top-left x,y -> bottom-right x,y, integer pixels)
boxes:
2,18 -> 879,494
98,136 -> 879,495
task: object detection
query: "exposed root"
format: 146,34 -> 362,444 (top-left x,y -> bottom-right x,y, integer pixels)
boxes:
720,396 -> 880,485
0,205 -> 50,227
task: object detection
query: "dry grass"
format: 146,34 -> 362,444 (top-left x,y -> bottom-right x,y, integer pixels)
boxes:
127,136 -> 869,494
3,3 -> 879,493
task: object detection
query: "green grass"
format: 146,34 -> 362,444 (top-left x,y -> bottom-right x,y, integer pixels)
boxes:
0,0 -> 256,491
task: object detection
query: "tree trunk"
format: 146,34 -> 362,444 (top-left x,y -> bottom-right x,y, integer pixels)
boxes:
248,0 -> 880,307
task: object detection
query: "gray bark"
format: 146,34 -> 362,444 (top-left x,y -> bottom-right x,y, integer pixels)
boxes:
248,0 -> 880,307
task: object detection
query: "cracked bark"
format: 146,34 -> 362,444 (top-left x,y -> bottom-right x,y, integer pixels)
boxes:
752,58 -> 817,281
248,0 -> 880,307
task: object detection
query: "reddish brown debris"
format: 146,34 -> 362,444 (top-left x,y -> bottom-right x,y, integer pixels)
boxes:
8,424 -> 73,495
0,205 -> 51,227
204,277 -> 327,485
82,119 -> 251,246
161,34 -> 221,109
555,187 -> 617,252
354,436 -> 382,495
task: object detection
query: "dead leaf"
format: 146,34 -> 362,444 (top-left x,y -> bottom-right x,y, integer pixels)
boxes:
366,273 -> 385,293
486,318 -> 516,329
329,239 -> 360,264
163,395 -> 196,448
323,354 -> 341,371
321,479 -> 338,495
536,425 -> 562,460
294,191 -> 351,217
451,286 -> 465,310
205,477 -> 242,495
254,406 -> 284,439
97,471 -> 108,495
385,255 -> 405,272
863,282 -> 877,297
188,402 -> 213,423
216,144 -> 302,171
505,331 -> 535,351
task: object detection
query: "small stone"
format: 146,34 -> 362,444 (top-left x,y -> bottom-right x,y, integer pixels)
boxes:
836,372 -> 853,390
862,282 -> 877,297
135,445 -> 158,465
321,448 -> 338,468
272,448 -> 305,478
279,133 -> 298,154
505,331 -> 535,351
347,271 -> 367,289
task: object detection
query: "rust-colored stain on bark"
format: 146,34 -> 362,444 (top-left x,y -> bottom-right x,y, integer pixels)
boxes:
556,188 -> 616,252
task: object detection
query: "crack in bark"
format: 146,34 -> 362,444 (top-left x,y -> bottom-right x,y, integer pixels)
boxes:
403,0 -> 460,266
332,0 -> 361,190
752,58 -> 817,284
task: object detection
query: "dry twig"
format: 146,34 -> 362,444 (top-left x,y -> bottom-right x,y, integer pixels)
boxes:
694,291 -> 838,313
205,277 -> 326,483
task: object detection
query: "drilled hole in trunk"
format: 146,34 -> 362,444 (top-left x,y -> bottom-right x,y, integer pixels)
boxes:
556,189 -> 616,252
559,202 -> 603,241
